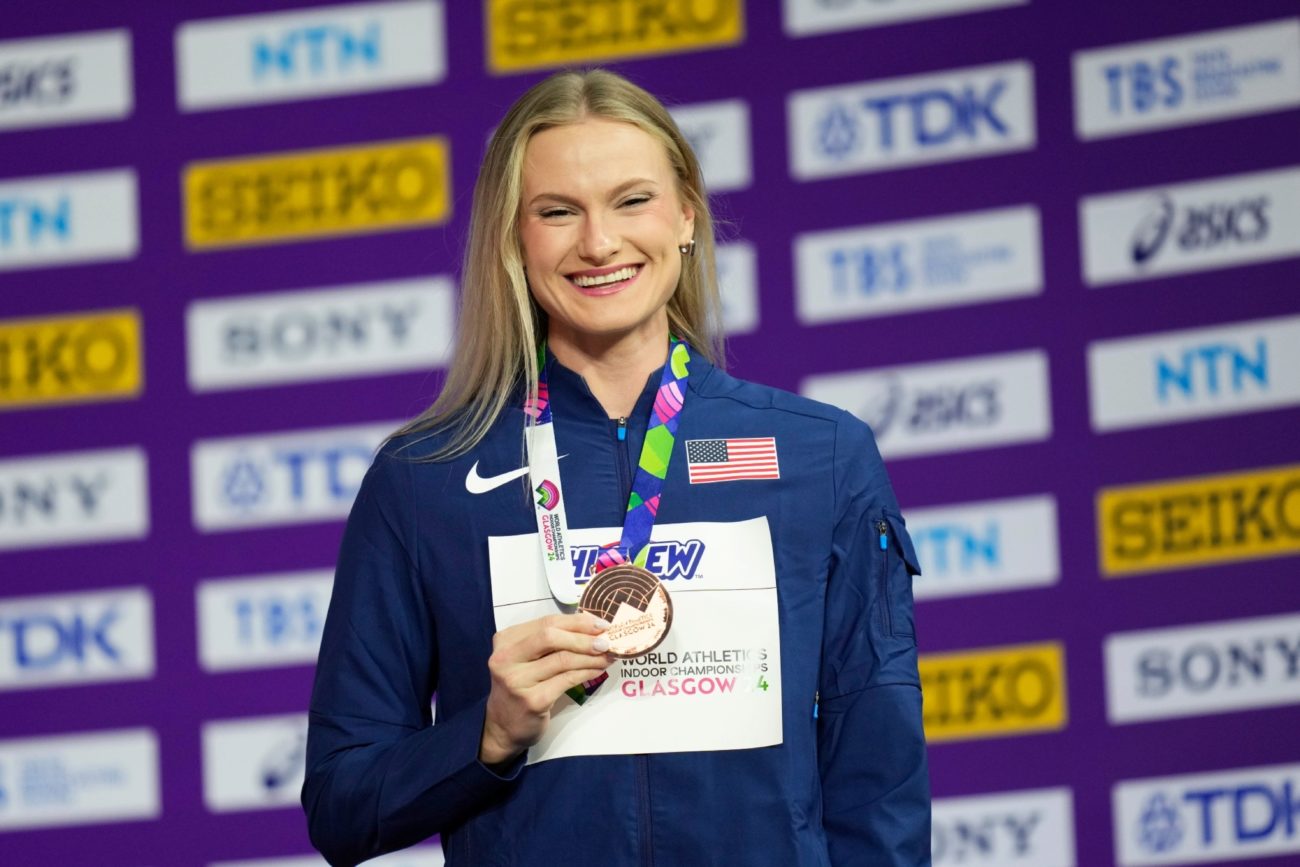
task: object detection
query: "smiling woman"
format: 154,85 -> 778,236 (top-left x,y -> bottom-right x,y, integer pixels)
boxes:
303,69 -> 930,867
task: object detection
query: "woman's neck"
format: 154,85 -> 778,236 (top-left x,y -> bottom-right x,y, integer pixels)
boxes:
547,322 -> 669,418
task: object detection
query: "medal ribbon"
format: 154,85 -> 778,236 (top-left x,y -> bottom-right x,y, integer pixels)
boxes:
525,341 -> 691,605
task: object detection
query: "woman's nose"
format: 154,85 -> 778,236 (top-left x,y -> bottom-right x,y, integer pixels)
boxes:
578,213 -> 619,262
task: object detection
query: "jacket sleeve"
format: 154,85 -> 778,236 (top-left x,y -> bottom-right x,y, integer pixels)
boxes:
818,414 -> 931,866
302,450 -> 522,867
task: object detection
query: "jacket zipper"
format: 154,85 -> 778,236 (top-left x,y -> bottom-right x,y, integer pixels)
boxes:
613,415 -> 653,866
877,519 -> 893,636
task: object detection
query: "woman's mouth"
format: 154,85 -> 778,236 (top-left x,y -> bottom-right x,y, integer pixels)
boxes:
568,265 -> 642,295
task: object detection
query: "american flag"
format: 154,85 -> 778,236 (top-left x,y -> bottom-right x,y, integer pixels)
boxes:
685,437 -> 780,484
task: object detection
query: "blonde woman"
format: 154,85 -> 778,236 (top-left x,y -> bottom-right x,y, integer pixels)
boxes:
303,69 -> 929,866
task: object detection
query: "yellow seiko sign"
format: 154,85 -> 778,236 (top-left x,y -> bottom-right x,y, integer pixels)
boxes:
1098,464 -> 1300,576
486,0 -> 745,73
919,642 -> 1067,743
183,137 -> 450,249
0,309 -> 142,410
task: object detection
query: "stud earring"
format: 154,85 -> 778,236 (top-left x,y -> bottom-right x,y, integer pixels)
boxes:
678,239 -> 696,256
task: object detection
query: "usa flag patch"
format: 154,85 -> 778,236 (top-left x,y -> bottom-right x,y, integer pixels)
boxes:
685,438 -> 780,484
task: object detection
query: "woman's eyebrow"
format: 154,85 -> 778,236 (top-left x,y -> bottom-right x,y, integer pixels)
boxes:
527,178 -> 660,208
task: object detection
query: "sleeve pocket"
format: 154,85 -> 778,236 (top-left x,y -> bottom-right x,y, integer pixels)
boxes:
882,511 -> 920,639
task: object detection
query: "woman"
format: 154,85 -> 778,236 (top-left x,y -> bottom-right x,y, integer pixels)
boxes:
303,69 -> 930,866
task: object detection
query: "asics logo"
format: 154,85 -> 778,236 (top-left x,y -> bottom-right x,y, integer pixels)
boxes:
465,455 -> 565,494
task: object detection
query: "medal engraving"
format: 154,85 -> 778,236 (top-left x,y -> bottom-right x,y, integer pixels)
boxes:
579,563 -> 673,658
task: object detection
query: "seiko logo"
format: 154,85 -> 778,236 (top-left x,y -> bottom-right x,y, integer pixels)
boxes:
1131,194 -> 1269,266
919,642 -> 1066,742
0,59 -> 74,107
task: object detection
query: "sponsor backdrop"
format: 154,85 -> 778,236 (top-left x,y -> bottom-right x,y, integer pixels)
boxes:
0,1 -> 1297,865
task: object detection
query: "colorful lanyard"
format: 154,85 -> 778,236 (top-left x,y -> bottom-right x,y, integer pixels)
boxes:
525,341 -> 691,605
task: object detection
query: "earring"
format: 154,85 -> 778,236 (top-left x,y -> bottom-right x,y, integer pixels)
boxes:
678,239 -> 696,256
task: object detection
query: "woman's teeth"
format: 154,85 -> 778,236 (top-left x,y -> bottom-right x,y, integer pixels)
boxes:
572,266 -> 638,288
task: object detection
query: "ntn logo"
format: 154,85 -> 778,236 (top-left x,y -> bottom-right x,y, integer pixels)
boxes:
1137,636 -> 1300,696
570,539 -> 705,582
1156,339 -> 1268,401
0,196 -> 70,246
253,22 -> 381,77
223,301 -> 420,360
913,521 -> 1000,575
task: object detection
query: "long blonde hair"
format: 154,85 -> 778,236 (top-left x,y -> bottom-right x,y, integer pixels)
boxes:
393,69 -> 725,459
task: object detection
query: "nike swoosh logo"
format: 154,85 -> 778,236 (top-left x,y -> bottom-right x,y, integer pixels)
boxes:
465,456 -> 566,494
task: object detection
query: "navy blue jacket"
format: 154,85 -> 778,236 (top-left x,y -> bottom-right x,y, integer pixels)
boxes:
303,354 -> 930,866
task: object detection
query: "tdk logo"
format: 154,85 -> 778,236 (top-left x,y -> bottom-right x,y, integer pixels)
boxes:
221,445 -> 371,511
0,60 -> 75,107
1131,194 -> 1269,267
790,61 -> 1035,178
1156,339 -> 1268,402
0,195 -> 71,249
0,588 -> 154,690
571,540 -> 705,584
913,521 -> 1000,576
252,22 -> 381,79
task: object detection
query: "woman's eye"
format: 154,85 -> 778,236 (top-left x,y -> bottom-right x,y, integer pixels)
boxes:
621,195 -> 652,208
539,208 -> 571,219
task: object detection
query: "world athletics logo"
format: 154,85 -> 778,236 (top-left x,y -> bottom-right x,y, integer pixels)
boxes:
535,480 -> 560,511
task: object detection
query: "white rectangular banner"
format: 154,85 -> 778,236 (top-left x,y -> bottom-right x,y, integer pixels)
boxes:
1089,313 -> 1300,432
0,587 -> 154,691
784,0 -> 1026,36
1114,762 -> 1300,865
191,420 -> 397,531
0,446 -> 149,551
1106,611 -> 1300,724
202,714 -> 308,812
0,169 -> 138,271
1074,18 -> 1300,140
0,728 -> 159,830
669,99 -> 752,192
909,495 -> 1059,600
795,205 -> 1042,323
178,0 -> 445,110
717,241 -> 759,335
801,350 -> 1052,459
788,61 -> 1036,179
490,517 -> 782,764
1080,165 -> 1300,286
933,786 -> 1076,866
0,29 -> 132,130
210,845 -> 444,867
198,571 -> 334,671
187,276 -> 454,391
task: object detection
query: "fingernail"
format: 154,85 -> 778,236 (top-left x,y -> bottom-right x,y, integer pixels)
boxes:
593,636 -> 610,653
591,617 -> 611,631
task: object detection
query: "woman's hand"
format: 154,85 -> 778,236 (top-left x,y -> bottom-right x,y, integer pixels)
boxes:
480,612 -> 614,766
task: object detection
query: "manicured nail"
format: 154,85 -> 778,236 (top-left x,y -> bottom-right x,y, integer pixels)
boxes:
593,636 -> 610,653
591,617 -> 611,631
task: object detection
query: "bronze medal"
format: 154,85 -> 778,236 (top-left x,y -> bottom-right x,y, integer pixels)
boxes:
579,563 -> 673,658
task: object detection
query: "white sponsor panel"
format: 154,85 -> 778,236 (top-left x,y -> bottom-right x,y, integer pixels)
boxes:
191,420 -> 396,531
788,61 -> 1036,179
0,29 -> 132,130
1074,18 -> 1300,140
1080,166 -> 1300,286
669,99 -> 751,192
202,714 -> 308,812
933,786 -> 1076,866
1089,313 -> 1300,432
0,587 -> 154,691
1114,762 -> 1300,865
784,0 -> 1026,36
802,350 -> 1052,458
186,276 -> 454,391
0,728 -> 159,830
1106,611 -> 1300,724
197,570 -> 333,671
909,495 -> 1059,600
177,0 -> 445,110
795,205 -> 1042,323
210,845 -> 445,867
717,241 -> 759,335
0,447 -> 149,551
0,169 -> 138,271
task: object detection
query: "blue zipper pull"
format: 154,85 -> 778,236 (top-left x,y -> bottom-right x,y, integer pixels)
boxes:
617,417 -> 627,442
813,691 -> 819,720
878,520 -> 888,551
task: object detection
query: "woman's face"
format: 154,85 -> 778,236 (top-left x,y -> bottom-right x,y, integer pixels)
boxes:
518,117 -> 695,353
